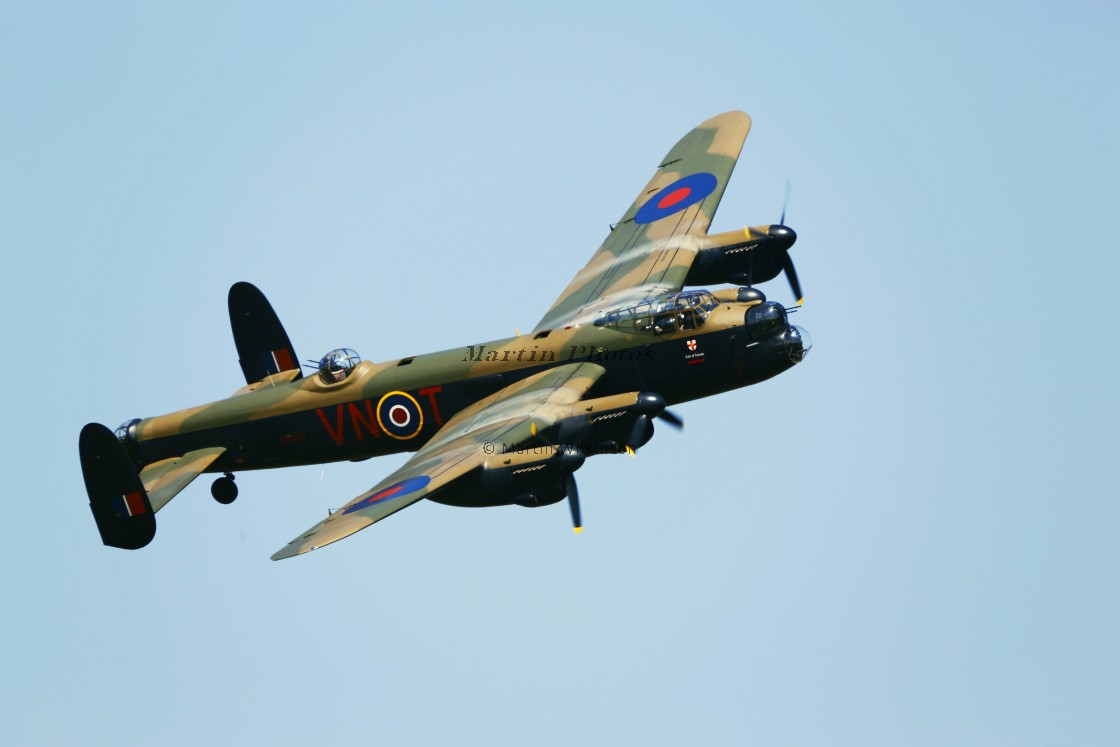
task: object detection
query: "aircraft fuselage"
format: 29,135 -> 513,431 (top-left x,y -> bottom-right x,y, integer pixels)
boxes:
125,297 -> 805,475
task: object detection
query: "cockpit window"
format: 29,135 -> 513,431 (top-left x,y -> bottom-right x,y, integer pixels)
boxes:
318,348 -> 361,384
594,290 -> 719,335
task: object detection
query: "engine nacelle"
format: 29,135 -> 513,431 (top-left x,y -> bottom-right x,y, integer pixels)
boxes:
684,225 -> 796,287
544,391 -> 666,454
433,391 -> 672,510
428,445 -> 585,509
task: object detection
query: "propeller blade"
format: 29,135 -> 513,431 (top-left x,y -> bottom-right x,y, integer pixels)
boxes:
782,252 -> 804,306
626,414 -> 654,451
780,180 -> 791,226
657,410 -> 684,430
565,473 -> 582,533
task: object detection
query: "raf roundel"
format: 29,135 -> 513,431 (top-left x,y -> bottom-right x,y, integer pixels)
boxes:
633,172 -> 719,225
343,475 -> 431,515
377,391 -> 424,440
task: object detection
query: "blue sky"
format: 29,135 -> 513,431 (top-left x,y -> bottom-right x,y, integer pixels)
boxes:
2,2 -> 1118,745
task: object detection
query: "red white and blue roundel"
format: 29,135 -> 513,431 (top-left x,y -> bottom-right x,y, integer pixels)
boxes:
343,475 -> 430,514
634,172 -> 718,225
377,391 -> 424,440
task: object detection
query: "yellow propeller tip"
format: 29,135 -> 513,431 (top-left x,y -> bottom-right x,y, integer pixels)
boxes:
626,445 -> 635,457
573,526 -> 583,534
797,297 -> 805,306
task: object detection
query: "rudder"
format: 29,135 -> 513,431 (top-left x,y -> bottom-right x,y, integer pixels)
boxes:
228,281 -> 302,385
79,423 -> 156,550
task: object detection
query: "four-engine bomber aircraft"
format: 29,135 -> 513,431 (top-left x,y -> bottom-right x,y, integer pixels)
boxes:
79,111 -> 811,560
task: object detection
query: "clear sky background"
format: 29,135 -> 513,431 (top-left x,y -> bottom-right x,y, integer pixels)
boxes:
2,1 -> 1117,745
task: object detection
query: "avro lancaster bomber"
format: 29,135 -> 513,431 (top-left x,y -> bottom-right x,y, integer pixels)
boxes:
79,111 -> 811,560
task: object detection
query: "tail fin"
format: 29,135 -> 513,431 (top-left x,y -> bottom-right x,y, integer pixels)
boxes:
79,423 -> 156,550
228,281 -> 302,385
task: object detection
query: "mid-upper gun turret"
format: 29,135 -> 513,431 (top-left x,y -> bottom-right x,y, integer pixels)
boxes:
317,348 -> 361,384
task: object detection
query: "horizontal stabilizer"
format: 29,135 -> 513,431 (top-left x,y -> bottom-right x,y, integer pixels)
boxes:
229,281 -> 302,385
140,447 -> 227,512
79,423 -> 155,550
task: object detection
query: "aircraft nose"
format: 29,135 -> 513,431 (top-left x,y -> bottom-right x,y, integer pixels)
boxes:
768,224 -> 797,249
782,325 -> 812,363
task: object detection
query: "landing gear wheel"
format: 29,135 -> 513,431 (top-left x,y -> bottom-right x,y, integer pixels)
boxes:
211,473 -> 238,505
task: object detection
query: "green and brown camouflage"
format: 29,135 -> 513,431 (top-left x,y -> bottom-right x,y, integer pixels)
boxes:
80,110 -> 811,559
535,111 -> 751,332
140,447 -> 226,511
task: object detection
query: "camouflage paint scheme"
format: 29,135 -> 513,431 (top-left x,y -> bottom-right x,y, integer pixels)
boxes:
81,111 -> 810,559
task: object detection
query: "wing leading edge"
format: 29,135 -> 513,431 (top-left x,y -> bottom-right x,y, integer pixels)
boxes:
534,111 -> 751,332
271,362 -> 607,560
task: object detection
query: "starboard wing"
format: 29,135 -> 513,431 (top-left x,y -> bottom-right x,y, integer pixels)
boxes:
271,362 -> 607,560
534,111 -> 751,332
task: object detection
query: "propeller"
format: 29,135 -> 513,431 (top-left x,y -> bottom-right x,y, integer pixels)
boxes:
773,181 -> 803,306
546,393 -> 683,533
558,447 -> 586,533
565,472 -> 582,533
657,409 -> 684,430
626,393 -> 684,452
626,415 -> 653,453
782,252 -> 803,306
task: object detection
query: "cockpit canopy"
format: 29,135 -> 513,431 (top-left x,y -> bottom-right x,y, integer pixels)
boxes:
594,290 -> 719,335
318,348 -> 361,384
